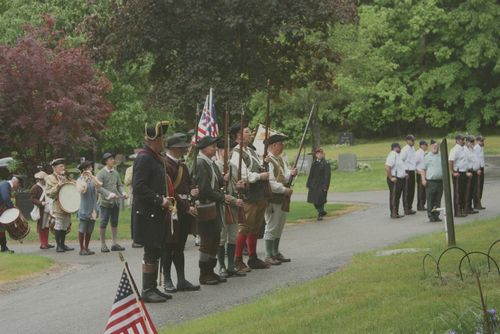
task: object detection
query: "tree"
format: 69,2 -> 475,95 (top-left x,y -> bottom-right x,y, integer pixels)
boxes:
87,0 -> 357,121
0,15 -> 113,175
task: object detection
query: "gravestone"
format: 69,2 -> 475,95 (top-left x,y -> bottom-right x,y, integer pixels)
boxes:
295,155 -> 313,174
338,153 -> 357,172
338,132 -> 355,146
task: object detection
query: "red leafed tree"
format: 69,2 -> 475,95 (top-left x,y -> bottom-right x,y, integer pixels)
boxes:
0,15 -> 113,176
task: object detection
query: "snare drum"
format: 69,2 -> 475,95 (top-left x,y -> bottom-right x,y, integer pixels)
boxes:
58,183 -> 80,213
0,207 -> 30,241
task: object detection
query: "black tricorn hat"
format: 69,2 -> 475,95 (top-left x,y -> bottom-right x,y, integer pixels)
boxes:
216,138 -> 237,149
101,152 -> 115,165
51,158 -> 65,167
167,133 -> 191,148
196,136 -> 221,149
145,121 -> 169,140
264,134 -> 287,145
12,174 -> 24,187
78,160 -> 93,172
229,118 -> 250,137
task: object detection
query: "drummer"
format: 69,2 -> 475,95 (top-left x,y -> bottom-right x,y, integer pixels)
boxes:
46,158 -> 75,253
0,175 -> 23,253
30,171 -> 54,249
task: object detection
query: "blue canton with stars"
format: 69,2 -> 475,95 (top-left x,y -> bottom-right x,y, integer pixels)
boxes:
115,270 -> 134,303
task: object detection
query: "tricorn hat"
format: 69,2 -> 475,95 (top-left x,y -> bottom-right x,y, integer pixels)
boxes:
167,133 -> 191,148
264,134 -> 287,146
145,121 -> 169,141
196,136 -> 221,149
12,174 -> 24,187
51,158 -> 65,167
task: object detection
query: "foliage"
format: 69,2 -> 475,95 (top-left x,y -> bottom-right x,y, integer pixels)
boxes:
0,16 -> 113,174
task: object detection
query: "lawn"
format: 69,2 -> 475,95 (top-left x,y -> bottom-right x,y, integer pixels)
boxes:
0,253 -> 54,283
161,215 -> 500,334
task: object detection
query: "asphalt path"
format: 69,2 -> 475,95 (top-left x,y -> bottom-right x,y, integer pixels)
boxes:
1,177 -> 499,334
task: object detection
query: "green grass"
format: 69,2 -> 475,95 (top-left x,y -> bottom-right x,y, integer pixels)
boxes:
0,253 -> 54,283
286,202 -> 359,223
161,216 -> 500,334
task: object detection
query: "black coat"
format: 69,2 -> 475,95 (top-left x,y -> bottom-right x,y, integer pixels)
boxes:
194,156 -> 225,235
306,159 -> 331,205
132,146 -> 169,248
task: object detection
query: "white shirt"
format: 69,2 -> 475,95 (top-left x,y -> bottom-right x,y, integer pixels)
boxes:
229,144 -> 262,183
466,147 -> 480,171
267,152 -> 291,194
449,144 -> 467,172
474,143 -> 485,168
400,145 -> 416,171
385,151 -> 406,178
415,148 -> 426,172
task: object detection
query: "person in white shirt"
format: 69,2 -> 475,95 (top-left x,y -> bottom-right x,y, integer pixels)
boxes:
464,136 -> 480,214
473,136 -> 486,210
385,143 -> 407,219
448,134 -> 467,217
400,134 -> 417,215
415,140 -> 428,211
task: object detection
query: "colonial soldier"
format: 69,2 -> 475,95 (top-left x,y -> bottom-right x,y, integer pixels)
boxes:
46,159 -> 74,252
230,122 -> 271,271
474,136 -> 486,210
415,140 -> 428,211
30,171 -> 53,249
0,176 -> 23,253
195,136 -> 231,285
162,133 -> 200,293
263,134 -> 297,265
400,134 -> 417,215
385,143 -> 406,219
214,139 -> 246,278
132,121 -> 173,303
448,134 -> 468,217
306,148 -> 331,221
97,153 -> 127,252
421,140 -> 443,222
464,136 -> 480,215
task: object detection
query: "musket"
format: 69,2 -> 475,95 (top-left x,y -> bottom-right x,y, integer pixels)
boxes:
190,104 -> 201,207
236,107 -> 247,224
281,103 -> 316,212
223,108 -> 235,224
262,79 -> 273,197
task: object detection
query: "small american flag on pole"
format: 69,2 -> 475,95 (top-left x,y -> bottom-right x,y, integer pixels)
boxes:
196,88 -> 219,141
104,266 -> 157,334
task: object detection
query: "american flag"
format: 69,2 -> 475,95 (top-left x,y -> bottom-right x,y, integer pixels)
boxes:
104,269 -> 157,334
196,88 -> 219,141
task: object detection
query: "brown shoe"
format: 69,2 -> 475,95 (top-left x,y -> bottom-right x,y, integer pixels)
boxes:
276,253 -> 291,263
235,257 -> 251,272
248,255 -> 270,269
265,256 -> 281,265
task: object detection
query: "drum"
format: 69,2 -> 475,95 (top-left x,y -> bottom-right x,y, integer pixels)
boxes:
0,208 -> 30,241
58,183 -> 80,213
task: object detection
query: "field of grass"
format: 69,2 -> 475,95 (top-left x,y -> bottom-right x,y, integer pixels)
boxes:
161,216 -> 500,334
0,253 -> 54,283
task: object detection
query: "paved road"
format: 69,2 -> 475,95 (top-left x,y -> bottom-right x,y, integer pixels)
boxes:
1,178 -> 499,334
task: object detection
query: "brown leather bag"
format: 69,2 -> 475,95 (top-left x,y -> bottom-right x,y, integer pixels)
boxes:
196,202 -> 217,223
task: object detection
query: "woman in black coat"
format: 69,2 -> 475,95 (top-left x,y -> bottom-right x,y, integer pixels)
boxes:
306,148 -> 331,220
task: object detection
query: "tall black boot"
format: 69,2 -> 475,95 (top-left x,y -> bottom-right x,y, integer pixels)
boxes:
162,249 -> 176,293
226,243 -> 245,277
0,235 -> 13,253
61,230 -> 74,251
174,249 -> 199,291
142,262 -> 167,303
210,258 -> 226,283
55,230 -> 65,253
217,245 -> 228,278
199,261 -> 218,285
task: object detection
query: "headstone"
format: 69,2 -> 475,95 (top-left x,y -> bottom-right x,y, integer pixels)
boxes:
338,132 -> 354,146
338,153 -> 357,172
296,155 -> 313,174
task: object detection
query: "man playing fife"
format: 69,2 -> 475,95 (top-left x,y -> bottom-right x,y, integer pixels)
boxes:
46,159 -> 74,253
97,153 -> 128,252
421,140 -> 443,223
263,134 -> 297,265
230,122 -> 271,271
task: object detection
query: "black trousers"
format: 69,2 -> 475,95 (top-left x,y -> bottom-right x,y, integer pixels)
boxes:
403,170 -> 416,212
387,177 -> 405,215
416,173 -> 426,210
473,167 -> 484,208
144,246 -> 162,263
465,171 -> 477,211
425,179 -> 443,220
452,172 -> 467,216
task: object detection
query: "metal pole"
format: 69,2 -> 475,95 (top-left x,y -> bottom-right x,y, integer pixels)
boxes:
440,138 -> 456,246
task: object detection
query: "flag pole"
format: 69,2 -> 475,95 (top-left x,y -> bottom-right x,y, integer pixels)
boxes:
119,252 -> 155,334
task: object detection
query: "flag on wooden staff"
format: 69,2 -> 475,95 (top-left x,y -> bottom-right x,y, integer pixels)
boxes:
196,88 -> 219,141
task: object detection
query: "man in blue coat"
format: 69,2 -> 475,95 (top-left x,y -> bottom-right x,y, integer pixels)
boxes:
0,175 -> 23,253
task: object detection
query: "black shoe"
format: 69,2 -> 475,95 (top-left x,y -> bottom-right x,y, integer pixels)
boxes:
219,268 -> 229,278
227,269 -> 246,277
111,244 -> 125,251
320,211 -> 327,217
163,279 -> 177,293
63,245 -> 74,251
434,217 -> 442,222
0,248 -> 14,254
154,288 -> 172,300
56,246 -> 65,253
141,289 -> 167,303
177,279 -> 200,291
47,244 -> 55,248
131,242 -> 143,248
405,210 -> 416,215
317,214 -> 323,221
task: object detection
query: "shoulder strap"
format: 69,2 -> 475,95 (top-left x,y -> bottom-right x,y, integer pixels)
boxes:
172,164 -> 184,190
